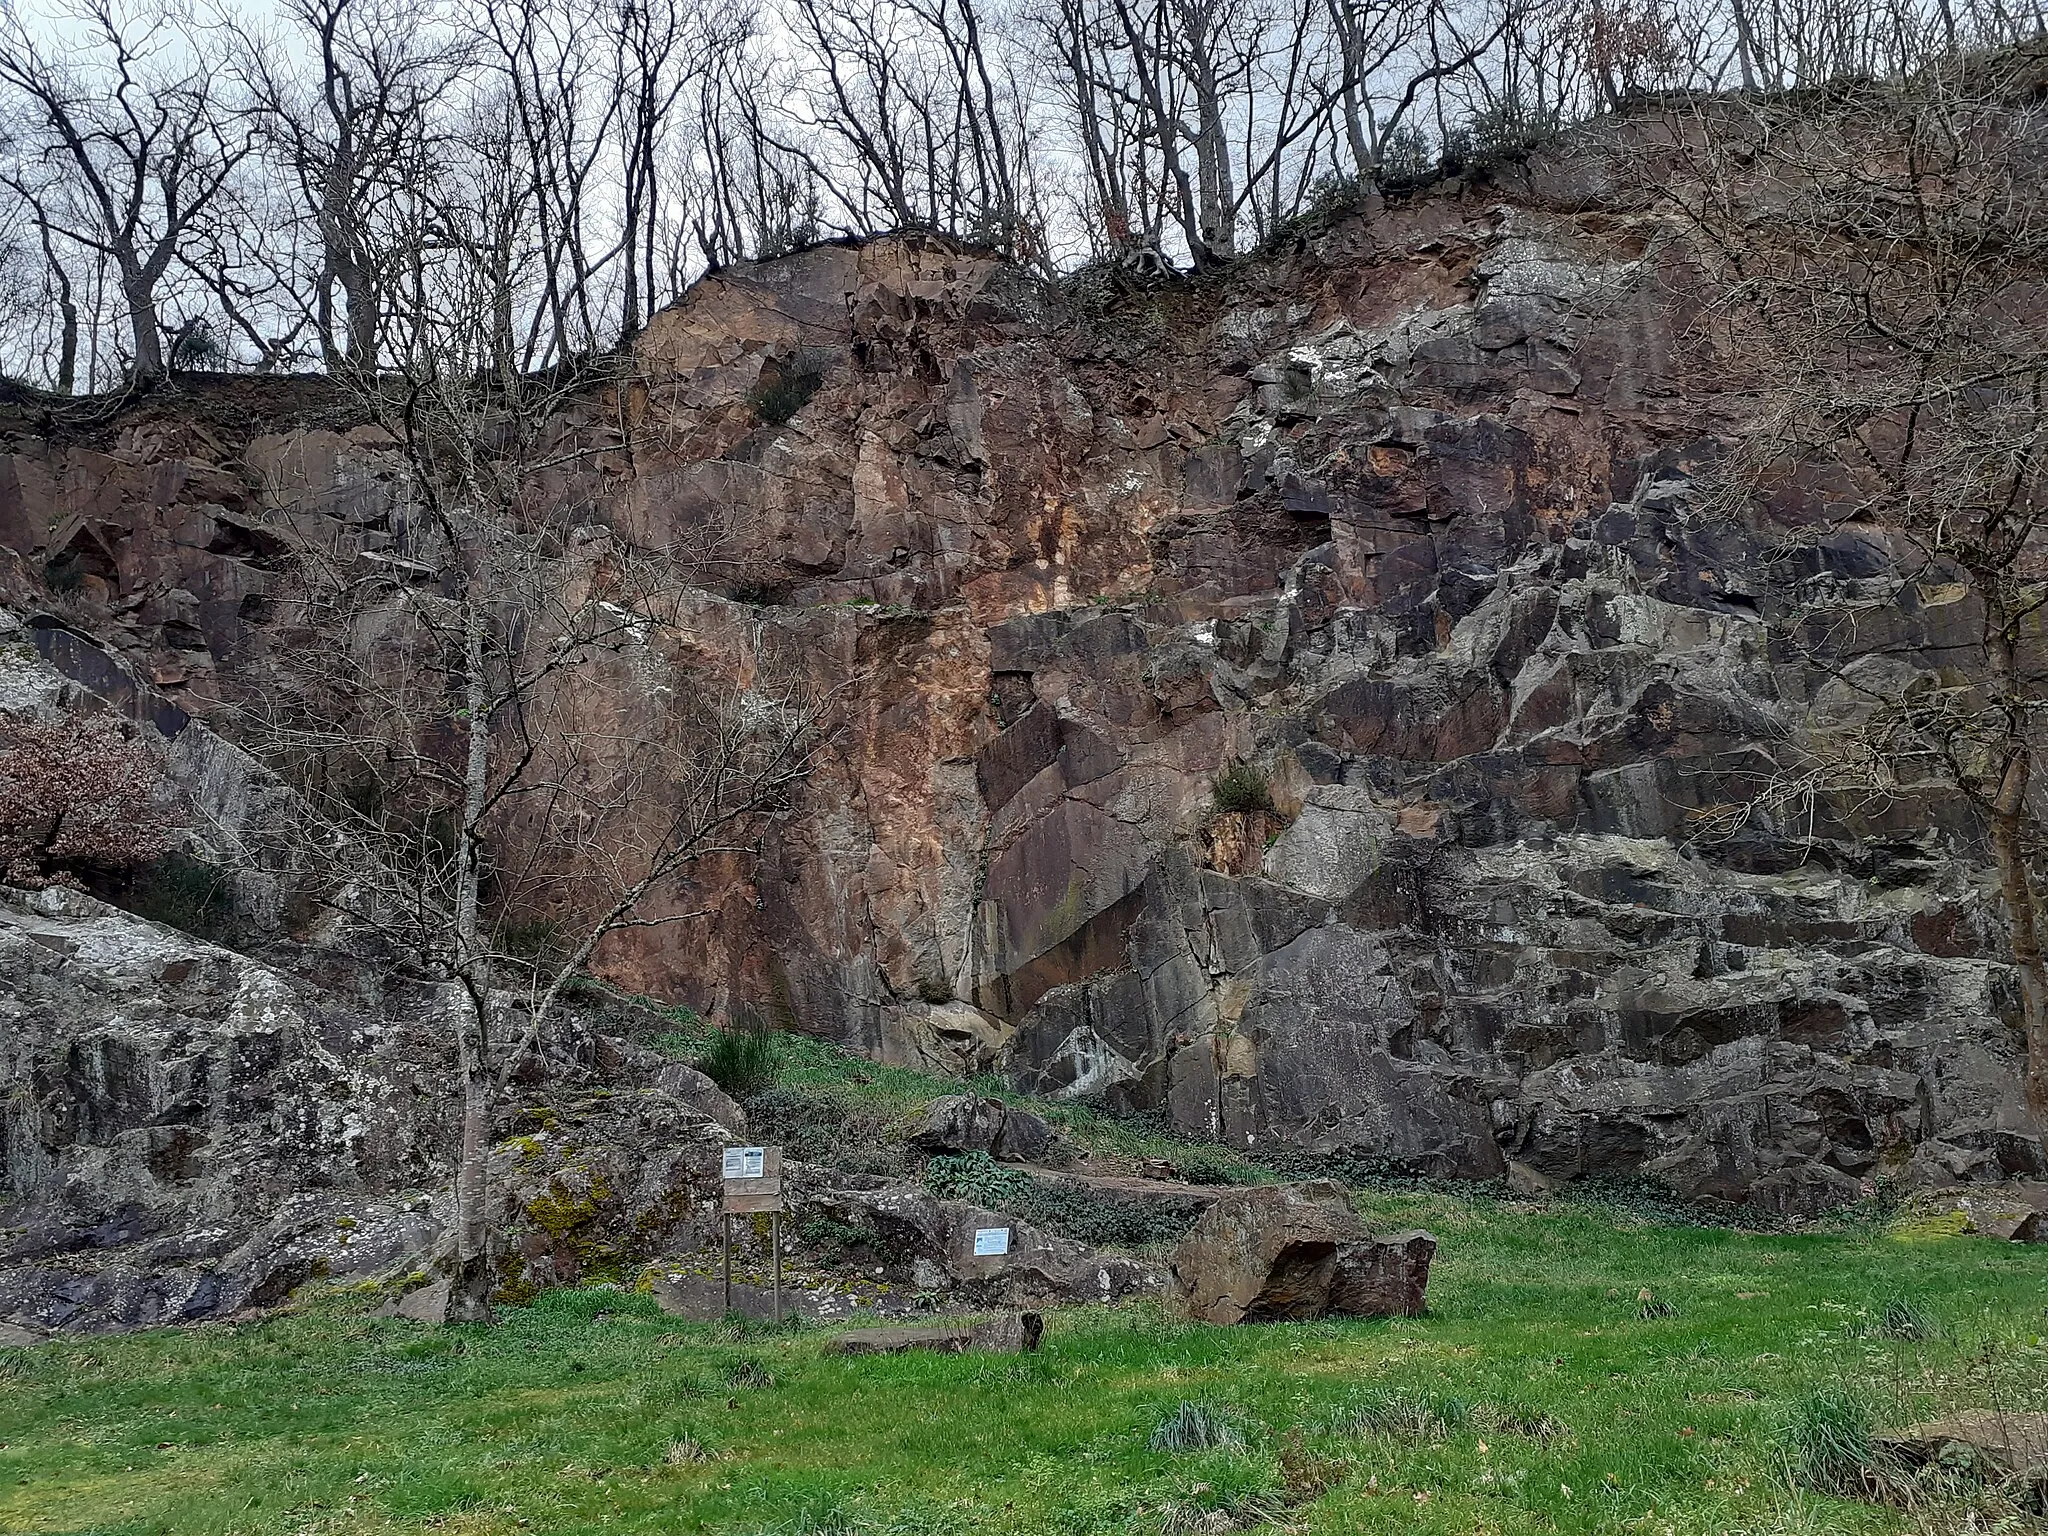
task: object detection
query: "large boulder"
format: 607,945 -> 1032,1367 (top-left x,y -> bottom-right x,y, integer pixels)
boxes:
909,1094 -> 1059,1163
1169,1181 -> 1435,1324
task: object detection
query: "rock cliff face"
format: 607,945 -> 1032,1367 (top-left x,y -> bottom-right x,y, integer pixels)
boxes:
3,156 -> 2043,1232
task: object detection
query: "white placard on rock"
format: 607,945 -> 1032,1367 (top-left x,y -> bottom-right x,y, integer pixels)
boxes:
973,1227 -> 1011,1256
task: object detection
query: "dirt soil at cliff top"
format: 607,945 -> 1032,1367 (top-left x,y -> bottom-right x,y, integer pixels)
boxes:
4,1198 -> 2045,1536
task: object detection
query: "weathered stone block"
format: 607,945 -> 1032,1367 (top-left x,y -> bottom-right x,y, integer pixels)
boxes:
1169,1181 -> 1434,1324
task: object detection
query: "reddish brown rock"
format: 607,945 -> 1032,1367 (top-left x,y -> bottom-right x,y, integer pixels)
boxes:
1169,1181 -> 1434,1324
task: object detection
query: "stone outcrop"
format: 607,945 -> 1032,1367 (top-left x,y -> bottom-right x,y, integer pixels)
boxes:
802,1182 -> 1162,1304
1876,1412 -> 2048,1512
3,153 -> 2044,1239
1929,1185 -> 2046,1243
1168,1180 -> 1434,1323
0,876 -> 738,1331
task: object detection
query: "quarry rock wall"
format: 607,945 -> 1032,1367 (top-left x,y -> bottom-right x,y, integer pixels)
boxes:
3,160 -> 2042,1249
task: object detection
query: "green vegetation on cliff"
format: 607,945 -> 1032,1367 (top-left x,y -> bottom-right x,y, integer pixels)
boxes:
5,1199 -> 2044,1536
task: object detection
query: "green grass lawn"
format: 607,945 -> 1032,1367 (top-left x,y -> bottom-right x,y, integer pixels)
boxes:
5,1194 -> 2045,1536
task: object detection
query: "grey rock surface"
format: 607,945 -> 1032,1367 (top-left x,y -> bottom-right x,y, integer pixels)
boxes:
909,1094 -> 1059,1163
802,1182 -> 1162,1304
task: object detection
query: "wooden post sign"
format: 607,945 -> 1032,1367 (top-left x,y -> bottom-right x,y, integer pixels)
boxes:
720,1145 -> 786,1322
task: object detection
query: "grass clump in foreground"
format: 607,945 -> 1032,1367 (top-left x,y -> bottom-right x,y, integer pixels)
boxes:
4,1198 -> 2046,1536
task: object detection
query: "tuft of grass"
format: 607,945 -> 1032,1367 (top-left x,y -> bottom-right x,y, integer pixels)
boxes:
1149,1401 -> 1244,1453
1873,1297 -> 1942,1340
1334,1387 -> 1471,1443
1784,1388 -> 1880,1498
663,1435 -> 715,1465
1471,1402 -> 1572,1448
1211,760 -> 1274,814
697,1024 -> 780,1098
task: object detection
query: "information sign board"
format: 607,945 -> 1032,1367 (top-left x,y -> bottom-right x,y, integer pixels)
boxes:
721,1144 -> 783,1214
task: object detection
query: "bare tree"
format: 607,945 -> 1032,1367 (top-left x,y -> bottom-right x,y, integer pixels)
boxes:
604,0 -> 696,341
237,146 -> 821,1313
688,19 -> 826,266
0,2 -> 251,383
1647,52 -> 2048,1111
239,0 -> 456,370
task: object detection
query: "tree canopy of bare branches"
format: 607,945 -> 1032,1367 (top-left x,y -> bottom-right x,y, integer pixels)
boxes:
5,0 -> 2039,388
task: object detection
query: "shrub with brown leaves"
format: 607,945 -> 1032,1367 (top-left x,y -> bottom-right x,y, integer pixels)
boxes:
0,711 -> 179,888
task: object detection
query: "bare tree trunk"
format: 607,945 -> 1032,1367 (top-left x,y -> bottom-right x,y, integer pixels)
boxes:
121,267 -> 165,382
1989,769 -> 2048,1113
1988,624 -> 2048,1114
448,986 -> 495,1321
36,216 -> 77,393
448,590 -> 497,1322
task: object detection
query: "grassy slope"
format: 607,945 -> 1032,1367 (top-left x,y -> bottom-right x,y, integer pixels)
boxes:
653,1014 -> 1269,1190
5,1195 -> 2045,1536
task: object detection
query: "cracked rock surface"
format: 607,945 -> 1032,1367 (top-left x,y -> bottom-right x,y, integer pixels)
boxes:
4,166 -> 2045,1258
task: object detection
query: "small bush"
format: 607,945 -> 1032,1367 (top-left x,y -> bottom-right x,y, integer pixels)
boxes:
750,369 -> 824,426
124,851 -> 235,941
1211,761 -> 1274,815
1149,1401 -> 1243,1453
1438,102 -> 1563,178
924,1150 -> 1030,1207
1170,1149 -> 1249,1186
698,1025 -> 779,1098
0,711 -> 179,888
797,1216 -> 878,1258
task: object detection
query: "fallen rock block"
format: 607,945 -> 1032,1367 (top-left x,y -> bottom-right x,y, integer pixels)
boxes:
0,1321 -> 44,1347
1936,1191 -> 2044,1243
374,1279 -> 453,1323
827,1312 -> 1044,1356
1876,1411 -> 2048,1511
1170,1180 -> 1434,1324
910,1095 -> 1059,1163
